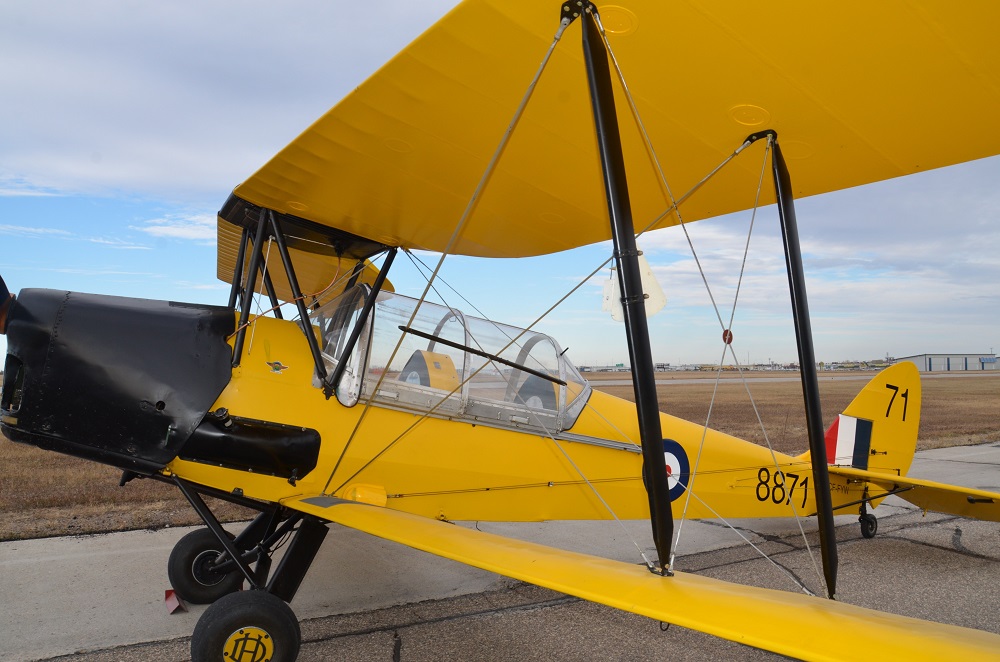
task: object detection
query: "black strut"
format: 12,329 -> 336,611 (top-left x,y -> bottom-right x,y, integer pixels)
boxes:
579,4 -> 674,574
767,132 -> 839,599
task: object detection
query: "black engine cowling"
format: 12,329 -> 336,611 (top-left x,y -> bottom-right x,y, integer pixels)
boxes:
1,289 -> 235,473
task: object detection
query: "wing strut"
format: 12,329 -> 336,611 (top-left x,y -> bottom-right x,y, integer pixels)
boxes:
230,208 -> 329,382
232,208 -> 269,366
579,3 -> 673,574
759,130 -> 839,598
226,225 -> 249,310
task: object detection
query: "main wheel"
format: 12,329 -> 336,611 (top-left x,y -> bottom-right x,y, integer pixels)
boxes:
860,513 -> 878,539
168,528 -> 244,604
191,590 -> 300,662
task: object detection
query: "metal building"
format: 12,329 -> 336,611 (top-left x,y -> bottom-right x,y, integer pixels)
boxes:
895,353 -> 997,372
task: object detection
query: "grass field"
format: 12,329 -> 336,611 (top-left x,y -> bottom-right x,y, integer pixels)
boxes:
1,371 -> 997,540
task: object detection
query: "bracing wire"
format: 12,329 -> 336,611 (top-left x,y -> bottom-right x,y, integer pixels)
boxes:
674,484 -> 817,596
303,11 -> 829,585
246,238 -> 274,355
327,250 -> 612,496
227,240 -> 356,339
596,14 -> 825,584
322,17 -> 574,494
334,253 -> 662,562
671,144 -> 774,566
338,253 -> 658,568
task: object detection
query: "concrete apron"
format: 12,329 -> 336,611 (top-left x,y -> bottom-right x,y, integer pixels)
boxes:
1,443 -> 998,661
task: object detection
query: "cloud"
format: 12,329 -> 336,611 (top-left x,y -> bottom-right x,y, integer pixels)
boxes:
0,176 -> 63,197
0,2 -> 457,202
15,266 -> 160,277
135,214 -> 216,241
0,186 -> 60,198
174,282 -> 228,291
0,224 -> 72,237
0,224 -> 152,250
88,237 -> 151,250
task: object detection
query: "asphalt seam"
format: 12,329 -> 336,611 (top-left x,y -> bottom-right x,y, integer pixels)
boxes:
299,594 -> 580,644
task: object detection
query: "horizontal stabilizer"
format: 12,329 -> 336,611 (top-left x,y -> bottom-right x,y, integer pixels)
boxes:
285,496 -> 1000,659
829,466 -> 1000,522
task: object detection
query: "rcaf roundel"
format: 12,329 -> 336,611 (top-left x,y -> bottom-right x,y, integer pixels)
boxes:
662,439 -> 690,501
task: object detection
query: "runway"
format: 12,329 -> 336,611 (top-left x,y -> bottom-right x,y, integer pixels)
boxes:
2,444 -> 999,661
590,370 -> 1000,387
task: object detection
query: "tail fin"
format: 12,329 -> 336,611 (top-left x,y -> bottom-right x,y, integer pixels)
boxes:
824,362 -> 921,477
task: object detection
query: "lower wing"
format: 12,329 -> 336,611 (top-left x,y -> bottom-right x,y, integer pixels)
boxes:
285,495 -> 1000,660
829,466 -> 1000,521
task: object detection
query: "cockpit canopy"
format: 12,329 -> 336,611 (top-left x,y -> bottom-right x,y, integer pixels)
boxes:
310,285 -> 590,433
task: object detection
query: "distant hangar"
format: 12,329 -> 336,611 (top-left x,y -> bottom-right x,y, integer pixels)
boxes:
896,353 -> 997,372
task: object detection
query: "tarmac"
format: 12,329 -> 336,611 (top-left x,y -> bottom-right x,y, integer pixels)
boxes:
2,443 -> 999,661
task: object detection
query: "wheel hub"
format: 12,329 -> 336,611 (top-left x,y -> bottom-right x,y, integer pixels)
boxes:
223,626 -> 273,662
191,550 -> 227,587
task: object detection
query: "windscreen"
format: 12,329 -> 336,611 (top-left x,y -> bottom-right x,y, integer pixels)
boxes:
360,292 -> 589,432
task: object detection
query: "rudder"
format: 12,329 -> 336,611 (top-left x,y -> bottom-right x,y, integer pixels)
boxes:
825,362 -> 921,478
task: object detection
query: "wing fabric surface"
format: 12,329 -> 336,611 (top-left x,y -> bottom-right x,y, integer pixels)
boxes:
234,0 -> 1000,258
829,466 -> 1000,522
285,497 -> 1000,660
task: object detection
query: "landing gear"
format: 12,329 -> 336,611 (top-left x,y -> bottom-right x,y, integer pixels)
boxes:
167,528 -> 244,604
191,590 -> 301,662
168,478 -> 330,662
859,513 -> 878,539
859,487 -> 878,539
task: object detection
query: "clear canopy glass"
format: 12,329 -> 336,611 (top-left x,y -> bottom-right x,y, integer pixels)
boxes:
310,286 -> 590,432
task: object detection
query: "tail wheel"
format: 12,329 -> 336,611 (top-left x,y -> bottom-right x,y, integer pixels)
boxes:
168,528 -> 245,604
191,590 -> 300,662
859,513 -> 878,539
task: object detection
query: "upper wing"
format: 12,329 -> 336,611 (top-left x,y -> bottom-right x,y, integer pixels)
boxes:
233,0 -> 1000,258
829,466 -> 1000,522
216,218 -> 392,307
284,496 -> 1000,659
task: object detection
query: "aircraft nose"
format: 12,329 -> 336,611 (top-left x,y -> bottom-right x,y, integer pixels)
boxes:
0,274 -> 14,334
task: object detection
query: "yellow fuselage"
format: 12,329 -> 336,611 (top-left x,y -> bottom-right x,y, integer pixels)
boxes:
166,315 -> 867,524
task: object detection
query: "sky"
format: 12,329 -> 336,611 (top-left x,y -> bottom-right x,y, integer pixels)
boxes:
2,2 -> 998,368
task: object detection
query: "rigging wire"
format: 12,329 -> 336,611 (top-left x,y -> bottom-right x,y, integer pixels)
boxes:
523,428 -> 657,571
325,251 -> 660,565
671,143 -> 773,567
670,343 -> 728,571
327,251 -> 607,492
246,238 -> 274,355
677,485 -> 817,597
226,241 -> 358,339
597,16 -> 824,584
594,11 -> 752,256
280,10 -> 834,583
322,16 -> 574,494
726,343 -> 826,590
332,130 -> 806,581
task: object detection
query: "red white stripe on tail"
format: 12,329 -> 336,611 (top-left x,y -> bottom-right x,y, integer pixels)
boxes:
825,414 -> 873,469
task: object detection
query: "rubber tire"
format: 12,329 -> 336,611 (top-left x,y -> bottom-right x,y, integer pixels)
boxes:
860,513 -> 878,539
167,528 -> 244,604
191,590 -> 300,662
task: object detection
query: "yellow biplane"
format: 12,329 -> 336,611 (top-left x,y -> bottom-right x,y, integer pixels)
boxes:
3,1 -> 1000,660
